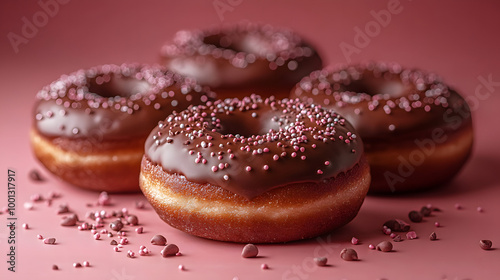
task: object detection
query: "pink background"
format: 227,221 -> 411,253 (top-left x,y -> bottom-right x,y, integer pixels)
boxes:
1,0 -> 500,279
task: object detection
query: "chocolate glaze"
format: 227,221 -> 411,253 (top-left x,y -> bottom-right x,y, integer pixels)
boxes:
34,64 -> 214,141
160,22 -> 323,91
291,62 -> 472,142
144,95 -> 363,200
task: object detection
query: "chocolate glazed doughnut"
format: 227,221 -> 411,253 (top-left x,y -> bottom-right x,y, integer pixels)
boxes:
31,64 -> 213,192
140,95 -> 370,243
291,62 -> 473,193
160,22 -> 323,99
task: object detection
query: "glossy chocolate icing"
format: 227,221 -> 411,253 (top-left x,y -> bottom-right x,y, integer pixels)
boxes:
160,22 -> 323,90
291,62 -> 472,142
144,95 -> 363,200
34,64 -> 214,141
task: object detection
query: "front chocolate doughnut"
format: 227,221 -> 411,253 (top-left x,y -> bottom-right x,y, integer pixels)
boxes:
160,22 -> 323,99
140,95 -> 370,243
291,62 -> 473,193
30,63 -> 213,192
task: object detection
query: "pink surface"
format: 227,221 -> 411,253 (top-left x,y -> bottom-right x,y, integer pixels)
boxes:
1,1 -> 500,279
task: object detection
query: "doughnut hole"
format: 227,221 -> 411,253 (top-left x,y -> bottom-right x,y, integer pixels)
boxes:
204,33 -> 276,57
215,110 -> 281,138
87,74 -> 150,98
340,72 -> 414,98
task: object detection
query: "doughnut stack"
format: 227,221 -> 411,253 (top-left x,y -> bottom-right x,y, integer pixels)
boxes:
31,22 -> 473,243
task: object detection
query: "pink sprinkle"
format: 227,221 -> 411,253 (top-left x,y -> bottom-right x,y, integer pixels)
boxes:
317,169 -> 323,175
176,252 -> 182,256
30,194 -> 42,202
383,227 -> 392,235
301,155 -> 306,160
73,262 -> 82,268
22,223 -> 29,229
324,161 -> 330,166
127,250 -> 135,258
94,233 -> 101,240
178,264 -> 185,271
37,234 -> 43,239
120,238 -> 129,245
477,207 -> 484,213
455,203 -> 462,210
91,229 -> 97,235
263,165 -> 269,171
211,166 -> 218,172
24,202 -> 34,210
113,246 -> 120,252
121,208 -> 129,215
261,263 -> 269,270
83,261 -> 90,267
273,154 -> 279,161
368,244 -> 375,250
351,237 -> 359,245
48,191 -> 60,199
136,227 -> 144,234
390,233 -> 397,239
135,201 -> 145,209
245,166 -> 252,172
100,229 -> 108,234
98,192 -> 111,206
312,144 -> 317,148
43,238 -> 56,244
406,231 -> 418,240
434,222 -> 440,227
